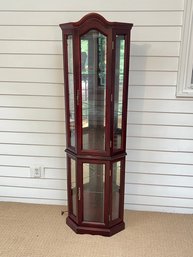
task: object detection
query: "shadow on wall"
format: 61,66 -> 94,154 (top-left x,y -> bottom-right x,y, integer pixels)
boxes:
128,42 -> 150,117
126,43 -> 151,191
130,42 -> 151,86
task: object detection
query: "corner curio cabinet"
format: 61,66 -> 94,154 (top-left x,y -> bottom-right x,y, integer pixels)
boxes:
60,13 -> 133,236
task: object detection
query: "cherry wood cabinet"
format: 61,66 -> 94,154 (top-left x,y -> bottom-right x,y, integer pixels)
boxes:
60,13 -> 133,236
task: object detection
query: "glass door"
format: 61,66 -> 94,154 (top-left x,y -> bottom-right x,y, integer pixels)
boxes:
113,35 -> 126,151
80,30 -> 107,152
67,35 -> 76,149
111,161 -> 121,221
82,162 -> 106,224
67,156 -> 77,221
109,158 -> 125,224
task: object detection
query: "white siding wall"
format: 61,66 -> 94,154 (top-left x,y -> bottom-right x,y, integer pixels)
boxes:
1,0 -> 193,213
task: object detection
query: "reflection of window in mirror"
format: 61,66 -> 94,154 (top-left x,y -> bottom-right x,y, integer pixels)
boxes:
177,0 -> 193,97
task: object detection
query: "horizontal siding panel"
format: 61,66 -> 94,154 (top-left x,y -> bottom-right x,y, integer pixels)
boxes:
0,41 -> 62,55
130,56 -> 178,71
0,166 -> 66,179
127,149 -> 193,165
0,177 -> 66,190
0,197 -> 66,205
125,173 -> 193,187
0,0 -> 183,11
128,112 -> 193,126
0,12 -> 80,26
127,124 -> 193,139
0,68 -> 63,83
133,27 -> 181,42
0,155 -> 66,169
0,26 -> 181,42
129,86 -> 176,100
0,26 -> 62,41
0,196 -> 67,205
1,120 -> 65,134
125,195 -> 193,208
104,11 -> 183,25
0,166 -> 29,177
129,99 -> 193,112
131,42 -> 180,57
45,168 -> 65,179
0,186 -> 66,200
0,132 -> 65,146
0,82 -> 63,96
130,71 -> 177,86
0,11 -> 183,26
124,204 -> 193,214
126,161 -> 193,176
127,137 -> 193,152
0,55 -> 178,71
0,166 -> 66,180
0,54 -> 63,69
125,184 -> 193,199
0,95 -> 64,108
0,144 -> 65,157
0,107 -> 64,121
0,41 -> 180,57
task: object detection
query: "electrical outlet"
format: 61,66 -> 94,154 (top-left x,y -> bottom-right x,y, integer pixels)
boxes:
30,166 -> 44,178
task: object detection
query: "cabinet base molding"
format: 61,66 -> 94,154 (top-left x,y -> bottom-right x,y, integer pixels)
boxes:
66,217 -> 125,237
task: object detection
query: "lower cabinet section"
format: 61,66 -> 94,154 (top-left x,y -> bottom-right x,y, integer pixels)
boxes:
66,151 -> 126,236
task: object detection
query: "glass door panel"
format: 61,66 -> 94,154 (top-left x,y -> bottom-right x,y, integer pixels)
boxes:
70,158 -> 77,217
113,35 -> 125,150
112,161 -> 121,220
83,163 -> 105,223
80,30 -> 107,151
67,35 -> 75,147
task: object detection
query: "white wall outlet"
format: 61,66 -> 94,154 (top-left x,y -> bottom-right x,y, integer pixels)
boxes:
30,166 -> 45,178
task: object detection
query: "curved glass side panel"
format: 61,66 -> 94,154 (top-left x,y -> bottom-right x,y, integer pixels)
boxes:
112,161 -> 121,220
113,36 -> 125,150
70,158 -> 77,216
80,30 -> 107,151
67,35 -> 75,148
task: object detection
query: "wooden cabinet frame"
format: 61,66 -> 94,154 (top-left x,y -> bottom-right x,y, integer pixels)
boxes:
60,13 -> 133,236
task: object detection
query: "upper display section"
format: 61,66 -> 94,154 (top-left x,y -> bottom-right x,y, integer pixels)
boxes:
60,13 -> 133,156
59,13 -> 133,31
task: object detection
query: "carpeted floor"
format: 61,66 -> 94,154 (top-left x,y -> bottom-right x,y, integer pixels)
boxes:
0,202 -> 193,257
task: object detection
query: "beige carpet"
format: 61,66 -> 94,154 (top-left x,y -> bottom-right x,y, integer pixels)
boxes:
0,202 -> 193,257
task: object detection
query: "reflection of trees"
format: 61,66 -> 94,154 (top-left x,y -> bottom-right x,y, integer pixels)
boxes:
81,51 -> 87,72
